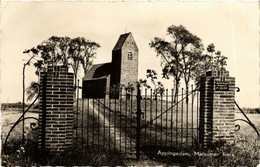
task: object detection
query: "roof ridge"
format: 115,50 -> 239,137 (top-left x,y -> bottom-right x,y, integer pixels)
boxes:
112,32 -> 131,51
83,63 -> 112,81
91,62 -> 111,66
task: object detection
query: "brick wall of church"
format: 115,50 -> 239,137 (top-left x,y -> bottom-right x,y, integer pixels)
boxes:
120,35 -> 138,88
110,33 -> 139,95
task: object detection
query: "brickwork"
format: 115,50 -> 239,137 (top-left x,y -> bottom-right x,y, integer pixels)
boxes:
199,70 -> 235,147
120,33 -> 138,88
111,33 -> 138,94
39,65 -> 74,153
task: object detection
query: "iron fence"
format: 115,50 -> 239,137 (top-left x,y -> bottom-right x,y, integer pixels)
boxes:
74,84 -> 200,159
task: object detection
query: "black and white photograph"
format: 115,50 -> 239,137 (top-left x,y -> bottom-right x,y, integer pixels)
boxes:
1,2 -> 259,166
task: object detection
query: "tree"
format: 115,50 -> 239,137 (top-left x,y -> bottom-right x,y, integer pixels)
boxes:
36,36 -> 70,68
146,69 -> 165,99
32,36 -> 100,82
204,43 -> 228,71
25,36 -> 100,100
67,37 -> 100,89
31,36 -> 71,76
26,81 -> 39,101
150,25 -> 203,102
213,51 -> 227,71
139,70 -> 165,100
193,43 -> 228,85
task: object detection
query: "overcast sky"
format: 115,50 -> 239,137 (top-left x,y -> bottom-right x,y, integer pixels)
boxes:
1,2 -> 259,108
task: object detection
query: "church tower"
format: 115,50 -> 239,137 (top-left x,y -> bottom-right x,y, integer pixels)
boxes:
110,32 -> 139,92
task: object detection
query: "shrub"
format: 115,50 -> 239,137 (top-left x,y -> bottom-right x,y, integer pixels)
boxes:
2,129 -> 125,166
192,138 -> 260,166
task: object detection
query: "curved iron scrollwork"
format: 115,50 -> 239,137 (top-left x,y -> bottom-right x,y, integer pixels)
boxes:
30,121 -> 39,130
235,87 -> 240,92
3,93 -> 40,154
17,117 -> 40,130
234,124 -> 240,131
234,100 -> 260,137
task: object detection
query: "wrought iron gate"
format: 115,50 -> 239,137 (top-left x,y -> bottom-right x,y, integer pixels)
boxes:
75,87 -> 137,159
135,85 -> 200,159
75,84 -> 200,160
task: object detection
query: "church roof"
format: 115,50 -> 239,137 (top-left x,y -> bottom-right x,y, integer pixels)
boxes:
113,32 -> 131,51
83,63 -> 112,81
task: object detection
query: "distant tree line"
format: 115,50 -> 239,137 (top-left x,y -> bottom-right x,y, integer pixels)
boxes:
1,102 -> 30,109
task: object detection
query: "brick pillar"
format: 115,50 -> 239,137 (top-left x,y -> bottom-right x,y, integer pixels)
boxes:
39,65 -> 74,153
199,70 -> 235,147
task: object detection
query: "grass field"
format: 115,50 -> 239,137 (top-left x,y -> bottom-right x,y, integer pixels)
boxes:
234,113 -> 260,140
1,109 -> 38,142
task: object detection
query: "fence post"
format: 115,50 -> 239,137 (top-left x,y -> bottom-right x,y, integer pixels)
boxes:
136,84 -> 141,160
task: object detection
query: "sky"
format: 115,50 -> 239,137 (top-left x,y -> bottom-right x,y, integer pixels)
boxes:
1,2 -> 259,108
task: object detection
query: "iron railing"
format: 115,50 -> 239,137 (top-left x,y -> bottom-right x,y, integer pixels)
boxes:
3,91 -> 40,154
74,83 -> 200,159
233,87 -> 260,137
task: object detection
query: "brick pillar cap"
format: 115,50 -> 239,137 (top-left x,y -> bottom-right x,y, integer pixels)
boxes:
206,70 -> 229,77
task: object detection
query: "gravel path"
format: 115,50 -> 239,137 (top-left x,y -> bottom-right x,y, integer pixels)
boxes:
89,99 -> 136,159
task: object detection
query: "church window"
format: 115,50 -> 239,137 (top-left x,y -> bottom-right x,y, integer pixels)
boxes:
128,52 -> 133,60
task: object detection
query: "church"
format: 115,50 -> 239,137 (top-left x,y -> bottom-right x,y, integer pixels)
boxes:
82,32 -> 139,98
